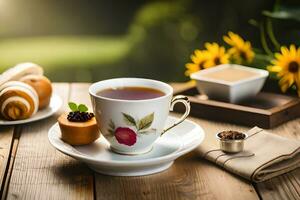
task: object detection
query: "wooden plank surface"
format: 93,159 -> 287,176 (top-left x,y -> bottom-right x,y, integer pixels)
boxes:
4,83 -> 94,199
0,126 -> 14,198
95,140 -> 259,200
255,169 -> 300,200
1,128 -> 19,199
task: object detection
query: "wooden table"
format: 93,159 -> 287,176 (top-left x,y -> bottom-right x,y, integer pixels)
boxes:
0,83 -> 299,200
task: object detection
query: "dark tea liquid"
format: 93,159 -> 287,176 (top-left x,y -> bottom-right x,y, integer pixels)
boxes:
97,87 -> 165,100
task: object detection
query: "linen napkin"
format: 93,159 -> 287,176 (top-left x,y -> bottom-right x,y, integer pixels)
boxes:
197,127 -> 300,182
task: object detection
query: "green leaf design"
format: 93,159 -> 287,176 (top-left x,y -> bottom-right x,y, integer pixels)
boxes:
108,119 -> 115,136
138,112 -> 154,130
122,113 -> 136,126
109,119 -> 115,130
78,104 -> 88,112
68,102 -> 78,112
138,128 -> 157,135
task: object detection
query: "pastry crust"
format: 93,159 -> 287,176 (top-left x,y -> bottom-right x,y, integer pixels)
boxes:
20,75 -> 52,109
0,63 -> 43,86
0,90 -> 35,119
0,81 -> 39,120
58,113 -> 100,145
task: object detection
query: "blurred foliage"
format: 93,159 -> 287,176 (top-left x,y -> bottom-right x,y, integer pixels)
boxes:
240,1 -> 299,65
248,0 -> 300,95
0,0 -> 280,82
263,5 -> 300,22
0,37 -> 130,81
255,0 -> 300,50
126,1 -> 194,80
0,0 -> 196,81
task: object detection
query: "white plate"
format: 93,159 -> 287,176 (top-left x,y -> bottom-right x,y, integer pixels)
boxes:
48,116 -> 205,176
0,94 -> 62,125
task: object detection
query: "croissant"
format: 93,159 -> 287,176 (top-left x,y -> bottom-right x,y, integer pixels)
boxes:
0,81 -> 39,120
0,62 -> 43,86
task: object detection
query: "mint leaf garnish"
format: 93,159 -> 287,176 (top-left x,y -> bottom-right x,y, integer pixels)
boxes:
78,104 -> 88,112
68,102 -> 78,112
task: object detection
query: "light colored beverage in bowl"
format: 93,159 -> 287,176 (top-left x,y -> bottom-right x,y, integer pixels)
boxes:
202,68 -> 259,82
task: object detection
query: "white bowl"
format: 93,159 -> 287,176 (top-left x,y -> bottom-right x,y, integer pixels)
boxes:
190,64 -> 269,103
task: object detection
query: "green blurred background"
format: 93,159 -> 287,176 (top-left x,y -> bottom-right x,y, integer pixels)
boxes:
0,0 -> 298,82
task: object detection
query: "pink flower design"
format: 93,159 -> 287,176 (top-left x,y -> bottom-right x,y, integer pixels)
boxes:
115,127 -> 137,146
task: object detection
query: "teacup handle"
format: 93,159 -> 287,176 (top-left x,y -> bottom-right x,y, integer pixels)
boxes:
161,95 -> 191,136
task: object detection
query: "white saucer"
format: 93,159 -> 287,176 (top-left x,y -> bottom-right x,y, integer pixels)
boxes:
48,116 -> 205,176
0,94 -> 62,125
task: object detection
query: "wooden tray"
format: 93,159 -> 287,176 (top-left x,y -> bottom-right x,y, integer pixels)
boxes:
173,84 -> 300,128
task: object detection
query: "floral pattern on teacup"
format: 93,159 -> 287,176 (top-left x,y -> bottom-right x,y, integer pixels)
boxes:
107,112 -> 155,146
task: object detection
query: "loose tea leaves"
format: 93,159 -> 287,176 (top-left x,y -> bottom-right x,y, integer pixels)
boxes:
218,131 -> 246,140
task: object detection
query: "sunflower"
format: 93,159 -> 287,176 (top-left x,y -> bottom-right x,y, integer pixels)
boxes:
185,43 -> 229,76
267,44 -> 300,96
223,32 -> 255,64
185,49 -> 209,76
203,42 -> 230,68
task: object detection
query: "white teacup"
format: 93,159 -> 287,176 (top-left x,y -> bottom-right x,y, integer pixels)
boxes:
89,78 -> 190,155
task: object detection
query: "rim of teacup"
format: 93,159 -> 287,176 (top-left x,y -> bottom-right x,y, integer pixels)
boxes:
89,78 -> 173,103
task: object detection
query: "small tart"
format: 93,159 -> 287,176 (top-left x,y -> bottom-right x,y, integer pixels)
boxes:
58,113 -> 100,145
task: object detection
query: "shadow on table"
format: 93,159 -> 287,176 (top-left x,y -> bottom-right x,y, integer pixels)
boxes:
53,159 -> 94,185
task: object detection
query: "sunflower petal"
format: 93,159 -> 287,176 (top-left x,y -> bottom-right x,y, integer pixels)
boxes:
228,31 -> 235,38
204,42 -> 212,50
290,44 -> 297,57
274,53 -> 283,60
185,63 -> 200,76
279,74 -> 294,87
185,70 -> 193,76
194,49 -> 202,57
245,41 -> 252,48
191,55 -> 200,63
295,74 -> 300,96
280,83 -> 290,93
297,48 -> 300,58
278,76 -> 292,93
294,72 -> 300,89
223,36 -> 234,46
281,46 -> 289,56
267,65 -> 282,72
223,32 -> 254,63
185,63 -> 199,70
227,48 -> 235,55
219,46 -> 226,55
220,56 -> 230,64
203,60 -> 214,68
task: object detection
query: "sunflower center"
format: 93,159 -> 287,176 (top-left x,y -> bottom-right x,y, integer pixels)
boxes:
288,61 -> 299,73
214,57 -> 221,65
240,51 -> 247,60
199,61 -> 204,69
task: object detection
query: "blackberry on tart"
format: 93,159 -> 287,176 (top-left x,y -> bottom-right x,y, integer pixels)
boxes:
58,102 -> 100,145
